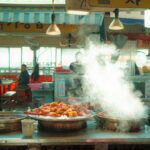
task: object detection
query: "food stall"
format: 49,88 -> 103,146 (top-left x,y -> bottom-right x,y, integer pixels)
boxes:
0,112 -> 150,150
1,0 -> 150,150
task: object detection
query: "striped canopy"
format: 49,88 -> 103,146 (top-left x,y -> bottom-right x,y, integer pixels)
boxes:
0,8 -> 104,25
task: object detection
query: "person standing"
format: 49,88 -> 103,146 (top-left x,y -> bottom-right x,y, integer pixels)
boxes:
18,64 -> 29,88
69,51 -> 85,75
31,63 -> 39,82
68,52 -> 85,97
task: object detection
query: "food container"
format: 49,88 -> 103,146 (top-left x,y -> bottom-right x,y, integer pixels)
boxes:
28,115 -> 88,132
96,112 -> 145,132
0,111 -> 25,132
21,119 -> 35,138
25,101 -> 92,132
38,119 -> 86,132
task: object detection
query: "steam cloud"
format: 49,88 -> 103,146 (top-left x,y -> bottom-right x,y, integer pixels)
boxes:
82,37 -> 147,122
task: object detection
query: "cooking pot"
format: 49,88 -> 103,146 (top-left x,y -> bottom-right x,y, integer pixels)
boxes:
0,111 -> 25,132
96,112 -> 145,132
38,119 -> 86,132
28,114 -> 88,132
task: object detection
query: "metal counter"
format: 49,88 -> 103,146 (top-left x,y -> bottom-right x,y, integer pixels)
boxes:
0,79 -> 15,111
1,121 -> 150,150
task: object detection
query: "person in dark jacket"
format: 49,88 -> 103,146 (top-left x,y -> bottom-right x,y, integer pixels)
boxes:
31,63 -> 39,82
18,64 -> 29,88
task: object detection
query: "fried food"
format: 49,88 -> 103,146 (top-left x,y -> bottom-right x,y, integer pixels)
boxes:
28,101 -> 89,117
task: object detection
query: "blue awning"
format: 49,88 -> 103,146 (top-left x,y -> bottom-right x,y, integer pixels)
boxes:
0,9 -> 104,25
120,18 -> 144,25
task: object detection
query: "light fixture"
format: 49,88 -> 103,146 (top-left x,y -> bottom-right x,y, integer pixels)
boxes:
144,10 -> 150,28
109,8 -> 124,30
46,0 -> 61,36
66,0 -> 90,16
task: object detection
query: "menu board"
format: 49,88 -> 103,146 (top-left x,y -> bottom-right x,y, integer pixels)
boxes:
54,72 -> 85,100
89,0 -> 150,8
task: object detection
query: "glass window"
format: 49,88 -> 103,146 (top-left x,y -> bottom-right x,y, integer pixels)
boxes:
0,46 -> 81,73
62,48 -> 78,67
36,47 -> 51,67
22,47 -> 33,68
10,48 -> 21,68
0,48 -> 9,68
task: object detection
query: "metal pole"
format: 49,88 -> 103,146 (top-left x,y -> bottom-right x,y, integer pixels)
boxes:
0,79 -> 2,111
33,49 -> 37,67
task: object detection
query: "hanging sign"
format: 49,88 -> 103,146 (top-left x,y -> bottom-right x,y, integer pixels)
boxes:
89,0 -> 150,8
0,22 -> 77,33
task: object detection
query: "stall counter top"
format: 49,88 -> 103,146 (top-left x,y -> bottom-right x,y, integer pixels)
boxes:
1,121 -> 150,146
0,79 -> 15,85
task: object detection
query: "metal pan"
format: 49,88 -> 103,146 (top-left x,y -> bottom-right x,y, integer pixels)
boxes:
0,111 -> 26,132
0,111 -> 25,123
27,114 -> 91,132
96,112 -> 145,132
38,119 -> 87,132
27,114 -> 90,122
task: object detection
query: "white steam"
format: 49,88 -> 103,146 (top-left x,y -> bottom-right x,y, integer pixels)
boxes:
82,39 -> 147,121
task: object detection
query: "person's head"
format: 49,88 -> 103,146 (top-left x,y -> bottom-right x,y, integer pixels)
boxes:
21,64 -> 27,72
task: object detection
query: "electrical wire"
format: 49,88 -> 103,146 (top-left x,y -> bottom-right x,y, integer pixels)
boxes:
80,0 -> 87,8
52,0 -> 55,13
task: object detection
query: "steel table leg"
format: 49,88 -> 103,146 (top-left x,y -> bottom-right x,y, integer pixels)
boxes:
0,91 -> 1,111
95,143 -> 108,150
27,144 -> 41,150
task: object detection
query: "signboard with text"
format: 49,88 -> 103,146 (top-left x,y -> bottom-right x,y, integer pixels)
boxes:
0,22 -> 77,33
89,0 -> 150,8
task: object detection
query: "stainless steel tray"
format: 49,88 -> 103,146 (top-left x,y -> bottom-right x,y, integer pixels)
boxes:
0,111 -> 25,123
0,111 -> 26,132
28,114 -> 90,122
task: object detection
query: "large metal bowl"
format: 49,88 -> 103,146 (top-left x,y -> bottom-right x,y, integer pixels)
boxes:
28,115 -> 89,132
96,112 -> 145,132
38,119 -> 87,132
0,111 -> 25,132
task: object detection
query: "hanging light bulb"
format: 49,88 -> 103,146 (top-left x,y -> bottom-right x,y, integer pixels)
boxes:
46,13 -> 61,35
109,8 -> 124,30
144,10 -> 150,28
46,0 -> 61,36
66,0 -> 90,16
